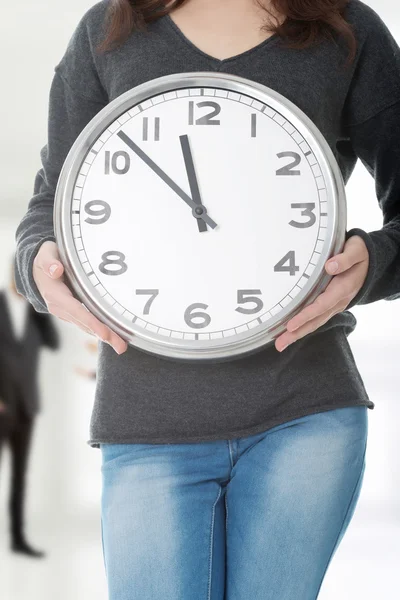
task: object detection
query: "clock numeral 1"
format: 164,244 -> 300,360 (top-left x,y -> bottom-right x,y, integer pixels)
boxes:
84,200 -> 111,225
188,101 -> 221,125
289,203 -> 316,228
105,151 -> 130,175
235,290 -> 263,314
274,251 -> 300,276
142,117 -> 160,141
276,151 -> 301,176
99,251 -> 128,276
136,289 -> 159,315
251,113 -> 257,138
184,303 -> 211,329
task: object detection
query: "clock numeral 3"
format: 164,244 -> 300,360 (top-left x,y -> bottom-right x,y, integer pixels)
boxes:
105,150 -> 130,175
188,101 -> 221,125
276,152 -> 301,176
184,303 -> 211,329
289,203 -> 316,228
235,290 -> 263,314
274,251 -> 300,276
99,251 -> 128,276
84,200 -> 111,225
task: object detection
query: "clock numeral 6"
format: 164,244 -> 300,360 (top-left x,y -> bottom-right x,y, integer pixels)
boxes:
290,203 -> 316,228
84,200 -> 111,225
105,150 -> 130,175
188,101 -> 221,125
99,251 -> 128,276
235,290 -> 263,314
184,303 -> 211,329
274,251 -> 300,276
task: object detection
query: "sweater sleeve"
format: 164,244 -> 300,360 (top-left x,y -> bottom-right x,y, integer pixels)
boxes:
342,99 -> 400,309
14,6 -> 109,313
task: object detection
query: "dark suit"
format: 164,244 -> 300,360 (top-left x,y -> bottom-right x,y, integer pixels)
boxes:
0,289 -> 59,544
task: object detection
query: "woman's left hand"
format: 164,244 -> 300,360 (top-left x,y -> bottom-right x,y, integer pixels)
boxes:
275,235 -> 370,352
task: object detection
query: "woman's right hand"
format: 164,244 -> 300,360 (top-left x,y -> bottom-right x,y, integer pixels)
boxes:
33,240 -> 128,354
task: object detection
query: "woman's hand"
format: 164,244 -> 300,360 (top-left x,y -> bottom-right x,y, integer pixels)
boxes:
275,235 -> 369,352
33,241 -> 128,354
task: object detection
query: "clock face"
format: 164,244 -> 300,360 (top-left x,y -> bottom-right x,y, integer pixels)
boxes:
56,73 -> 345,360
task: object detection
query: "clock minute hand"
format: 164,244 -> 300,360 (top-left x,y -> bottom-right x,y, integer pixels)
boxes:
179,134 -> 207,233
117,130 -> 217,229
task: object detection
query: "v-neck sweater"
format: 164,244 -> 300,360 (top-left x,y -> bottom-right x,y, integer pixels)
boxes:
14,0 -> 400,448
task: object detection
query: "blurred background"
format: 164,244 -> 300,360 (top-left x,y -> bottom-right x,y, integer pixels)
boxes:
0,1 -> 399,598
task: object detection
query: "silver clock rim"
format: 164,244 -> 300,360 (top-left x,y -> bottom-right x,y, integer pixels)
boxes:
54,71 -> 346,361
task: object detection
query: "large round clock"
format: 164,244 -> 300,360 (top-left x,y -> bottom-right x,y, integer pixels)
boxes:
54,72 -> 346,362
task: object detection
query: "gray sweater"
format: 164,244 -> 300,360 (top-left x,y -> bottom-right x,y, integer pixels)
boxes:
15,0 -> 400,448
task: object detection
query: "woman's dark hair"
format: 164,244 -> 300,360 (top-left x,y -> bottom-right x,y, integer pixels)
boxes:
97,0 -> 357,67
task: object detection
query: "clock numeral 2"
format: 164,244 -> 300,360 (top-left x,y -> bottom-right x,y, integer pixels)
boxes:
276,151 -> 301,176
188,101 -> 221,125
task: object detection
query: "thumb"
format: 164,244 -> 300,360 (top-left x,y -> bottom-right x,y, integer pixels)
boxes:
35,241 -> 65,279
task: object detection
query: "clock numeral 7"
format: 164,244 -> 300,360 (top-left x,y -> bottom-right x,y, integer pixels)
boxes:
136,289 -> 159,315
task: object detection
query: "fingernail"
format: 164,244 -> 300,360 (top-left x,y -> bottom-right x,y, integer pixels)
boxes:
49,264 -> 58,276
280,343 -> 290,352
327,261 -> 338,273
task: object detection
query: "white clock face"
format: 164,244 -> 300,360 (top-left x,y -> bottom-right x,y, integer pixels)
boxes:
60,75 -> 343,359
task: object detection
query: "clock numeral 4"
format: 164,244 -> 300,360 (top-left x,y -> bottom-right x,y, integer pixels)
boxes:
274,251 -> 300,276
105,150 -> 130,175
84,200 -> 111,225
290,203 -> 316,228
99,251 -> 128,276
188,101 -> 221,125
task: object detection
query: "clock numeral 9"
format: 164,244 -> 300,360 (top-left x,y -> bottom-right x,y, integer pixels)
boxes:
99,251 -> 128,276
188,101 -> 221,125
105,150 -> 130,174
84,200 -> 111,225
274,251 -> 300,276
290,203 -> 316,228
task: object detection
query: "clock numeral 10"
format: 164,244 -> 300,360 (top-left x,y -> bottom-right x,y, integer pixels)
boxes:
105,151 -> 130,175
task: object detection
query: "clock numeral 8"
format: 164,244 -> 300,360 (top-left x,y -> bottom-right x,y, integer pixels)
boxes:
99,251 -> 128,276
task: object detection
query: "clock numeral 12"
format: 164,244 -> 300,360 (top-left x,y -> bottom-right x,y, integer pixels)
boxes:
188,101 -> 221,125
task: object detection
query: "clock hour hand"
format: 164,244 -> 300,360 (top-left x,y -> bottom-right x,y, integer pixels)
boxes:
179,134 -> 207,233
117,131 -> 217,229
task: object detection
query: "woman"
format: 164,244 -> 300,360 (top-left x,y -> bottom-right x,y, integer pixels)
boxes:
14,0 -> 400,598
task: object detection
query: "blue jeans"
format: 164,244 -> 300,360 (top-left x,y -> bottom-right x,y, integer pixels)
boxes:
100,405 -> 368,600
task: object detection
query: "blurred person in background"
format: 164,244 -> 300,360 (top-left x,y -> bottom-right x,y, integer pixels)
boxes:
0,257 -> 60,557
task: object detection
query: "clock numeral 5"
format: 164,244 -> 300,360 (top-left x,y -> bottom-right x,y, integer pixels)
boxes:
235,290 -> 263,314
290,203 -> 316,228
188,101 -> 221,125
274,251 -> 300,276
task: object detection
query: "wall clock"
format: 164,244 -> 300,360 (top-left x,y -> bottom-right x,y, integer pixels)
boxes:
54,72 -> 346,362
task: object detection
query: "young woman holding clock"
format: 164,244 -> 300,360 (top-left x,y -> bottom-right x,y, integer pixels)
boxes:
15,0 -> 400,598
